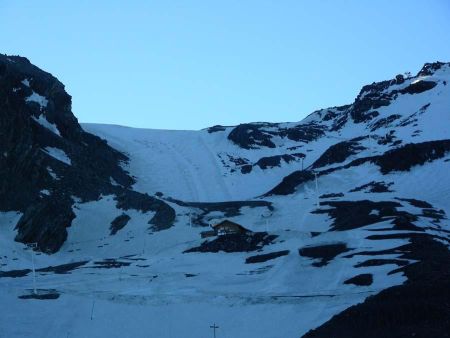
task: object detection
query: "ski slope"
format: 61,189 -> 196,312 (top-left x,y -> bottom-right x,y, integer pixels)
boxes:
1,62 -> 450,338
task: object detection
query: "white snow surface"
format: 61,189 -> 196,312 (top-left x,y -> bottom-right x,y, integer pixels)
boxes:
1,65 -> 450,338
32,115 -> 61,136
42,147 -> 71,165
26,91 -> 48,108
21,78 -> 30,87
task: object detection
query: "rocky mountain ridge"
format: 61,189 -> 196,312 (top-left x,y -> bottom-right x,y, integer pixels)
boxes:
1,55 -> 449,337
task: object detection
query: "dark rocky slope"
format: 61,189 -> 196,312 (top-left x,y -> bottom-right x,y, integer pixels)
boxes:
0,54 -> 175,252
300,196 -> 450,337
184,232 -> 277,253
266,139 -> 450,197
302,234 -> 450,338
227,122 -> 326,150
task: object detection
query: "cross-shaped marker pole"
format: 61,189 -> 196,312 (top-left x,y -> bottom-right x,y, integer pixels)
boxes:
210,323 -> 219,338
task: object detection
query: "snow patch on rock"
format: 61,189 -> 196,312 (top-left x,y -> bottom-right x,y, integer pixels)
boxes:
25,91 -> 48,108
32,115 -> 61,136
43,147 -> 71,165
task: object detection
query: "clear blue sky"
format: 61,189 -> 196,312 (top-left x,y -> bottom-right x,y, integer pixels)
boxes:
1,1 -> 450,130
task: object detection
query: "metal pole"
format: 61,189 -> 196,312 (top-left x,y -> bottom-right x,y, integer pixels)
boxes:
90,299 -> 95,320
314,172 -> 319,207
29,243 -> 37,295
189,212 -> 192,228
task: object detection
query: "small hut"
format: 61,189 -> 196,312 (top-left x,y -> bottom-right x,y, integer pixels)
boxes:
212,220 -> 250,236
200,220 -> 251,238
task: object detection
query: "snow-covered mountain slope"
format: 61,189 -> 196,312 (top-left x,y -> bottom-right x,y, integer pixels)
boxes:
1,59 -> 450,338
83,62 -> 450,203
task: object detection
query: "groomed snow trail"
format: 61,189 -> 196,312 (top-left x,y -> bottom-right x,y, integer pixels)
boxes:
83,125 -> 235,202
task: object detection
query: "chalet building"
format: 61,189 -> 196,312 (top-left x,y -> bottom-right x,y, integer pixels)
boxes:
213,220 -> 249,235
200,220 -> 250,238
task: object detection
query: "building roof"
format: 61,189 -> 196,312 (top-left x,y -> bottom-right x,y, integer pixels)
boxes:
212,220 -> 249,232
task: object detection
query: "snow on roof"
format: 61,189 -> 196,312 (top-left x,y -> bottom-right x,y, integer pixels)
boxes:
212,219 -> 249,231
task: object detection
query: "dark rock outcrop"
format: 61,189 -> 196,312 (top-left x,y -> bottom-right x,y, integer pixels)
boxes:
281,123 -> 326,143
228,123 -> 277,149
348,62 -> 443,125
36,261 -> 88,274
373,140 -> 450,174
399,80 -> 437,95
115,190 -> 176,231
255,153 -> 305,170
354,258 -> 409,268
240,164 -> 253,174
0,54 -> 133,211
266,139 -> 450,197
417,61 -> 446,76
319,193 -> 344,199
206,125 -> 227,133
237,153 -> 305,174
14,196 -> 76,253
312,140 -> 365,168
395,74 -> 405,84
0,268 -> 31,278
312,200 -> 418,232
245,250 -> 290,264
19,290 -> 60,300
350,80 -> 392,123
343,273 -> 373,286
184,232 -> 277,253
91,259 -> 131,269
0,54 -> 174,252
110,213 -> 131,235
369,114 -> 401,131
227,122 -> 326,149
349,181 -> 393,193
148,202 -> 177,231
302,233 -> 450,338
299,243 -> 350,267
395,198 -> 432,209
265,170 -> 314,196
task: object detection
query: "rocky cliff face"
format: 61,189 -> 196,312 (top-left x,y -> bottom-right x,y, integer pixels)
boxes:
223,62 -> 445,151
0,55 -> 175,252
